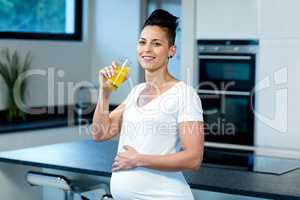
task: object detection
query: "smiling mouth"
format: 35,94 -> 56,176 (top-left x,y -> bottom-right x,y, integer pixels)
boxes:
141,56 -> 156,62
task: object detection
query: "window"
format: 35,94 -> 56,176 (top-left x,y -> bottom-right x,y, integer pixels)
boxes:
0,0 -> 82,41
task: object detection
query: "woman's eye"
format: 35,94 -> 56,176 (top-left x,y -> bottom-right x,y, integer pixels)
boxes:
153,42 -> 161,46
138,41 -> 146,45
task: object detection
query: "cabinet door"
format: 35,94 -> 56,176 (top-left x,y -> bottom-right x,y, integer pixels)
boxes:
259,0 -> 300,39
196,0 -> 258,39
255,40 -> 300,149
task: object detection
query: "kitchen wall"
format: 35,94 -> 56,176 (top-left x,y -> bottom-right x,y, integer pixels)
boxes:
89,0 -> 142,105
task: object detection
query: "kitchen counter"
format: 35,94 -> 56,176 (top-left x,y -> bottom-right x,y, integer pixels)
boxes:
0,139 -> 300,199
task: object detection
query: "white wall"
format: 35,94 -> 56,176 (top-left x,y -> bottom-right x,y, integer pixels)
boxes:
90,0 -> 142,105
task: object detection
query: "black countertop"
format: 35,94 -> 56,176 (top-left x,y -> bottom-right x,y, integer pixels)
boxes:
0,140 -> 300,199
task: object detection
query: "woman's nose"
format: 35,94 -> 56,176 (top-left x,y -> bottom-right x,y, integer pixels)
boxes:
143,44 -> 152,52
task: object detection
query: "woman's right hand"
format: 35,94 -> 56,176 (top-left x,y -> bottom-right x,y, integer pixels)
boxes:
99,61 -> 117,93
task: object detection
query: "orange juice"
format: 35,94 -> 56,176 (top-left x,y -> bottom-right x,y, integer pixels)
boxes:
107,66 -> 129,91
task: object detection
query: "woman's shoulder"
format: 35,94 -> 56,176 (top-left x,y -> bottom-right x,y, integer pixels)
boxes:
174,81 -> 198,94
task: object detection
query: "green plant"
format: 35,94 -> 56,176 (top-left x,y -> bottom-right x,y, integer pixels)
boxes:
0,48 -> 32,121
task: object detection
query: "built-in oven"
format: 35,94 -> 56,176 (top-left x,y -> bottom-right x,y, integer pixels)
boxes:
198,40 -> 258,146
199,54 -> 255,91
199,91 -> 254,146
198,40 -> 257,92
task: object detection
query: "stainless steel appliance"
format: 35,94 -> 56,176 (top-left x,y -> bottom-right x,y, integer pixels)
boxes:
198,40 -> 258,146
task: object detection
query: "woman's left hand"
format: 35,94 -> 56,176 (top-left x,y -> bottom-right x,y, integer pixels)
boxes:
112,145 -> 140,172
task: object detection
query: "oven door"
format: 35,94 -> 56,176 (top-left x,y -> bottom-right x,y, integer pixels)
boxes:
199,54 -> 255,91
199,91 -> 254,146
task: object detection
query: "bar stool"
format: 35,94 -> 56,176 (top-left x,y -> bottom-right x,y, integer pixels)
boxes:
26,171 -> 112,200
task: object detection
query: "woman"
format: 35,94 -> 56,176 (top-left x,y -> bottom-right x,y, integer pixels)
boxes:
92,9 -> 204,200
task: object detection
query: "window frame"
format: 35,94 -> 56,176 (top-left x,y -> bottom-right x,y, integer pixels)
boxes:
0,0 -> 83,41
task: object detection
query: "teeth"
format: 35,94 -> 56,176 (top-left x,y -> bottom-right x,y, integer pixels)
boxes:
142,56 -> 155,59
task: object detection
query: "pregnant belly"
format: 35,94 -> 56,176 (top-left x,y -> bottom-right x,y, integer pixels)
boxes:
110,167 -> 193,200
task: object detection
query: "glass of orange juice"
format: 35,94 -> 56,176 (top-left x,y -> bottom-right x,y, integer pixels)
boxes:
107,58 -> 130,91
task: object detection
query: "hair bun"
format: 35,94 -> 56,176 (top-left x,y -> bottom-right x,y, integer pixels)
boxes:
142,9 -> 179,45
144,9 -> 179,31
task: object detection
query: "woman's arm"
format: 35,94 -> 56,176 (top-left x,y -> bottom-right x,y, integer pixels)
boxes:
112,121 -> 204,171
91,93 -> 125,141
92,63 -> 126,142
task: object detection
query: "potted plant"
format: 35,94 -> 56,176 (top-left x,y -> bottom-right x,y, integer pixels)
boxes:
0,48 -> 32,122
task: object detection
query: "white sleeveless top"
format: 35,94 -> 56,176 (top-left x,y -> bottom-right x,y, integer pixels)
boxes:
110,81 -> 203,200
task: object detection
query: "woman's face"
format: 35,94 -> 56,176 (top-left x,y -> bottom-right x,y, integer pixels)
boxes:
137,25 -> 175,72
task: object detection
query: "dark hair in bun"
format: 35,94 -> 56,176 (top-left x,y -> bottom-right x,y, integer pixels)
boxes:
142,9 -> 179,45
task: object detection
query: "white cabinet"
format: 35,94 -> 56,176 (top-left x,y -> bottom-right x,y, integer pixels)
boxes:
259,0 -> 300,39
196,0 -> 258,39
256,0 -> 300,151
196,0 -> 300,39
255,39 -> 300,149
